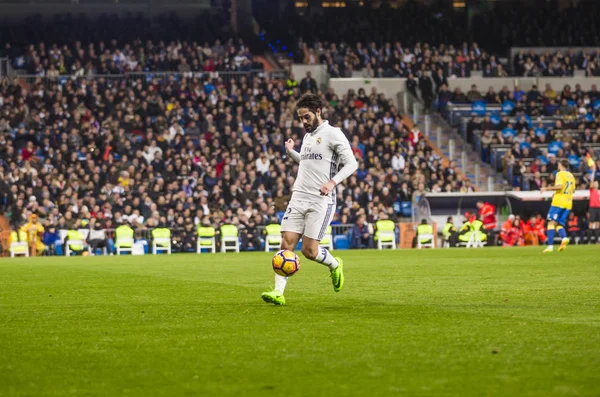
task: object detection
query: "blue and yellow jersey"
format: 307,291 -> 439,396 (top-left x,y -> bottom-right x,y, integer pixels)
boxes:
551,171 -> 576,210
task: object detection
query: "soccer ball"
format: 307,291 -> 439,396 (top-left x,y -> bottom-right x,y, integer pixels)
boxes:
272,249 -> 300,277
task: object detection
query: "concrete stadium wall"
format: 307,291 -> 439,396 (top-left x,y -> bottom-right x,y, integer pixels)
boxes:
329,78 -> 407,102
537,77 -> 600,91
291,64 -> 329,91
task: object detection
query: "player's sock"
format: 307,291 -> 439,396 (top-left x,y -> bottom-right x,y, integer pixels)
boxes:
546,224 -> 555,247
556,226 -> 567,239
315,247 -> 339,270
274,274 -> 288,295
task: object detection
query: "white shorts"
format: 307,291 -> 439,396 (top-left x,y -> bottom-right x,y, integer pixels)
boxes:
280,198 -> 335,241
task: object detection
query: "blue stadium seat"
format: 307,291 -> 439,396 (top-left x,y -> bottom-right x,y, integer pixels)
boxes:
333,235 -> 349,250
258,237 -> 265,251
401,202 -> 412,218
276,211 -> 285,222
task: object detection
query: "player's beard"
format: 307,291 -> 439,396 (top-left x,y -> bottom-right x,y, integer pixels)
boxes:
304,117 -> 319,132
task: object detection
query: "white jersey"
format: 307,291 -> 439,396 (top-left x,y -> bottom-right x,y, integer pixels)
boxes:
289,120 -> 358,204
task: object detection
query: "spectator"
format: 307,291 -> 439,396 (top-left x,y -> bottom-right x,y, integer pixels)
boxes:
442,216 -> 458,247
503,219 -> 525,247
525,215 -> 546,245
476,200 -> 497,242
588,174 -> 600,244
300,72 -> 318,94
87,220 -> 109,254
351,214 -> 373,249
567,212 -> 583,244
412,218 -> 433,248
467,85 -> 483,102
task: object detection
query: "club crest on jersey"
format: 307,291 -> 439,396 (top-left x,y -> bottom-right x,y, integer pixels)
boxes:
316,137 -> 322,144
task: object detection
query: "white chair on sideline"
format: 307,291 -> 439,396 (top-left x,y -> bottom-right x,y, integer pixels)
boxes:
264,224 -> 282,252
220,224 -> 240,253
196,226 -> 216,253
65,240 -> 85,256
465,233 -> 485,248
10,241 -> 29,258
417,234 -> 435,249
116,238 -> 135,255
375,220 -> 397,250
152,238 -> 172,254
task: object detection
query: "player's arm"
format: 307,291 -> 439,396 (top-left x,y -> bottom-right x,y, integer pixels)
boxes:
541,184 -> 563,192
330,129 -> 358,185
285,139 -> 300,163
541,174 -> 563,192
320,129 -> 358,195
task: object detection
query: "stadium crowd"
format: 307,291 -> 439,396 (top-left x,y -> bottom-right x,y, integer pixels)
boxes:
1,18 -> 254,76
432,82 -> 600,192
297,40 -> 503,79
0,67 -> 470,254
258,0 -> 600,78
255,3 -> 507,79
512,49 -> 600,78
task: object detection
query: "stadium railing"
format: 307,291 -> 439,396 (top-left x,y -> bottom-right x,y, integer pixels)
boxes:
7,70 -> 289,88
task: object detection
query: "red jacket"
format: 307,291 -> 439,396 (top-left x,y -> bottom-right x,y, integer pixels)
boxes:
527,220 -> 546,235
501,219 -> 513,235
568,216 -> 580,232
591,188 -> 600,209
479,202 -> 497,230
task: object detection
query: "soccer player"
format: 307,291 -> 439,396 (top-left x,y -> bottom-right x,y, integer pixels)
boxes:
261,93 -> 358,305
541,159 -> 576,252
476,200 -> 497,243
588,169 -> 599,244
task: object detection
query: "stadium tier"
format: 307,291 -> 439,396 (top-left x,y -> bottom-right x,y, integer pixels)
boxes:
259,1 -> 600,78
0,4 -> 598,257
0,71 -> 467,254
438,83 -> 600,191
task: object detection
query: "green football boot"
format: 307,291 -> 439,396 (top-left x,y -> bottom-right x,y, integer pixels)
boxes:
261,290 -> 286,305
331,257 -> 344,292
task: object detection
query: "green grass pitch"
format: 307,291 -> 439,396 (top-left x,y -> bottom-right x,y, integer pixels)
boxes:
1,246 -> 599,397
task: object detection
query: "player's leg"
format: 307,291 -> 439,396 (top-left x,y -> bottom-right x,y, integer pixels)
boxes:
300,236 -> 344,292
302,204 -> 344,292
273,231 -> 302,295
262,203 -> 305,305
557,209 -> 570,251
544,217 -> 557,253
591,210 -> 600,243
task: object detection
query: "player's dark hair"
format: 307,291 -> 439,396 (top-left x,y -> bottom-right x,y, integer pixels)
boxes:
560,159 -> 570,170
296,93 -> 325,114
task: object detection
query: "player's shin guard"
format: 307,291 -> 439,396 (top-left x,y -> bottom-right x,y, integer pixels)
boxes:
556,225 -> 567,239
546,224 -> 556,247
275,274 -> 288,295
315,247 -> 339,270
